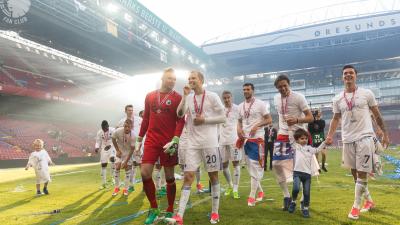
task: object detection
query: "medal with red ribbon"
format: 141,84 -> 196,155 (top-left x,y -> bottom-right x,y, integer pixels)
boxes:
104,131 -> 109,142
281,92 -> 292,128
281,93 -> 290,115
123,131 -> 131,144
243,98 -> 255,125
194,90 -> 206,116
157,90 -> 174,113
343,87 -> 357,122
225,106 -> 232,118
343,87 -> 357,111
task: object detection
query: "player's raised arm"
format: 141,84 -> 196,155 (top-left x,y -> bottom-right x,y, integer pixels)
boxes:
177,85 -> 190,118
307,141 -> 327,154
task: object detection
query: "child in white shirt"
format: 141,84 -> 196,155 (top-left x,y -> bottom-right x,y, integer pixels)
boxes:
25,139 -> 54,195
288,129 -> 326,217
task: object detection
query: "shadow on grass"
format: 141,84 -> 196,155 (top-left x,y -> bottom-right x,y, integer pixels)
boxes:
0,196 -> 36,213
374,186 -> 400,196
310,208 -> 347,224
372,208 -> 400,221
312,208 -> 395,225
98,190 -> 147,225
359,215 -> 393,225
76,194 -> 114,225
29,189 -> 103,225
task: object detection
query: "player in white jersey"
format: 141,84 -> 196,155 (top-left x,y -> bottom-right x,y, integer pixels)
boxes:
349,112 -> 384,213
237,83 -> 272,206
178,123 -> 204,193
219,90 -> 241,199
111,119 -> 136,196
95,120 -> 116,189
117,104 -> 142,192
325,65 -> 390,220
169,71 -> 226,225
273,74 -> 314,210
117,104 -> 143,135
25,139 -> 54,195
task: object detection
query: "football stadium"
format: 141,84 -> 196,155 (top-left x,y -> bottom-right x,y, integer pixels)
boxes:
0,0 -> 400,224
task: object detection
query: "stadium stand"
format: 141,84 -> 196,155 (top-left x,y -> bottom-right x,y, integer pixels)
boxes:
0,66 -> 82,98
0,116 -> 95,160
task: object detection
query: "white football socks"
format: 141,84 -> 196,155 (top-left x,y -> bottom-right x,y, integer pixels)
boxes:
223,167 -> 233,187
154,168 -> 161,190
364,186 -> 373,202
233,165 -> 240,192
211,183 -> 220,213
125,169 -> 131,187
114,170 -> 120,187
354,178 -> 367,208
250,177 -> 258,198
196,169 -> 201,185
101,167 -> 107,185
130,166 -> 136,185
177,186 -> 191,217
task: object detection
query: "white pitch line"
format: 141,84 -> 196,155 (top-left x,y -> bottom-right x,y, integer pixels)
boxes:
242,178 -> 272,184
238,183 -> 400,189
52,170 -> 87,177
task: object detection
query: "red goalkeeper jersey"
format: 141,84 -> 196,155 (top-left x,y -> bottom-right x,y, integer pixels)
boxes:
139,90 -> 185,146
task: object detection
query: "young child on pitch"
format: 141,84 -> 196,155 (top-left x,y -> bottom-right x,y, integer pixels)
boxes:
25,139 -> 55,195
288,128 -> 326,218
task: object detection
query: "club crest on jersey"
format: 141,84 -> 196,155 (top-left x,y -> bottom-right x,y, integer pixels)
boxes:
166,100 -> 172,105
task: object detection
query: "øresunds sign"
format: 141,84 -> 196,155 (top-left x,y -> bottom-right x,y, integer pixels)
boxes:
203,12 -> 400,55
314,16 -> 397,37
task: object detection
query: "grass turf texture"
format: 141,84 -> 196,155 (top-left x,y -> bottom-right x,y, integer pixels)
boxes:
0,149 -> 399,225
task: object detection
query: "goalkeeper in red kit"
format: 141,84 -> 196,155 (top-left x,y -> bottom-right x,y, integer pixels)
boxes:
136,68 -> 185,224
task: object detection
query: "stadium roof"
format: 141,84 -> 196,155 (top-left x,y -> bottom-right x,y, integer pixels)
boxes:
0,31 -> 129,86
202,0 -> 400,45
202,0 -> 400,46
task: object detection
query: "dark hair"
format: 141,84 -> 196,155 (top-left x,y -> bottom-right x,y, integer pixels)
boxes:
342,65 -> 357,74
125,104 -> 133,111
222,90 -> 232,96
139,110 -> 144,117
243,83 -> 254,90
124,119 -> 133,126
101,120 -> 109,128
294,128 -> 309,140
274,74 -> 290,87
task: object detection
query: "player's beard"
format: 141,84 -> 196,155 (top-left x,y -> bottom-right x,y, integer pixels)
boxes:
245,94 -> 253,101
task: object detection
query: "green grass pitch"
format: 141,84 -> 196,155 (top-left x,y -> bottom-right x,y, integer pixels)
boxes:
0,149 -> 399,225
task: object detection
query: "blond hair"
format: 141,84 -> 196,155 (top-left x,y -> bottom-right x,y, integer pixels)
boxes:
164,67 -> 175,74
161,67 -> 176,81
32,139 -> 44,148
190,71 -> 204,84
